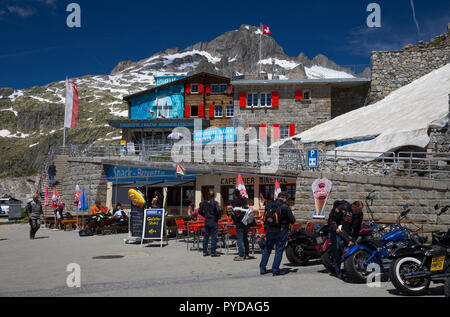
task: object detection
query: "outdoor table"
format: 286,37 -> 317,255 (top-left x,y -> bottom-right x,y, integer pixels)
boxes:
248,224 -> 264,256
185,221 -> 204,251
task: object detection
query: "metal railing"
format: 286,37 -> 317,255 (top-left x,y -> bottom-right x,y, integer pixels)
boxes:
55,144 -> 450,179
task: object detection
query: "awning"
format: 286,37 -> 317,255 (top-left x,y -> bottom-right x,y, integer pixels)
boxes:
155,180 -> 195,188
114,181 -> 164,188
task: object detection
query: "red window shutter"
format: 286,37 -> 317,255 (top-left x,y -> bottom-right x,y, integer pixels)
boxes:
185,105 -> 190,118
289,124 -> 296,137
227,84 -> 233,95
273,124 -> 280,141
185,84 -> 191,94
198,84 -> 204,94
260,124 -> 267,141
239,92 -> 247,108
209,105 -> 214,118
272,91 -> 279,107
198,104 -> 204,118
205,84 -> 211,94
295,91 -> 303,101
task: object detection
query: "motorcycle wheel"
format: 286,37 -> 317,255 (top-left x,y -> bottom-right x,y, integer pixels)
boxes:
321,249 -> 335,273
389,257 -> 430,296
344,250 -> 374,284
285,244 -> 310,266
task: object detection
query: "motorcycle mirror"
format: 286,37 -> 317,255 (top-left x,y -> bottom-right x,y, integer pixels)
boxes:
403,204 -> 409,211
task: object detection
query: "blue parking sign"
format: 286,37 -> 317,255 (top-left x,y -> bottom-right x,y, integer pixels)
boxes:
307,150 -> 319,168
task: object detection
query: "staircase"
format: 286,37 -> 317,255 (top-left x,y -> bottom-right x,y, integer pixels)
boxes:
39,153 -> 69,219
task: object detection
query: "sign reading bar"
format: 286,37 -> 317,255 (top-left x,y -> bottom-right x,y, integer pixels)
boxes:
141,209 -> 166,248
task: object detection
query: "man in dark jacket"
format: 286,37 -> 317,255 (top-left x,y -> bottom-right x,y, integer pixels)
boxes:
48,163 -> 56,187
231,189 -> 250,261
259,192 -> 296,276
26,194 -> 43,240
327,200 -> 363,277
198,189 -> 222,257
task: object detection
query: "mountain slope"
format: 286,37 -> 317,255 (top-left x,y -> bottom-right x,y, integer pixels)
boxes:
0,24 -> 358,177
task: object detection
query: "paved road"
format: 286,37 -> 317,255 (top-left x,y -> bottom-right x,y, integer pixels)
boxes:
0,224 -> 445,297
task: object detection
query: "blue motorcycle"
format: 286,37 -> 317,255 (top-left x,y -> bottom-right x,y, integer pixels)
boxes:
342,205 -> 420,283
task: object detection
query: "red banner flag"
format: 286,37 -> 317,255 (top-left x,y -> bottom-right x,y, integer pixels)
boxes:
65,78 -> 79,129
237,173 -> 249,200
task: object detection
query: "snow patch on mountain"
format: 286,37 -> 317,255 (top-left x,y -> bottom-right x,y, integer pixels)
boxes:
305,66 -> 355,79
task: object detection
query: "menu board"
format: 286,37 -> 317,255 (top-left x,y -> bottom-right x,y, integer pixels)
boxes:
141,209 -> 166,248
130,206 -> 144,238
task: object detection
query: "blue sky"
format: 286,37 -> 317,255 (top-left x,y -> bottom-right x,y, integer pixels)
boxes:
0,0 -> 449,89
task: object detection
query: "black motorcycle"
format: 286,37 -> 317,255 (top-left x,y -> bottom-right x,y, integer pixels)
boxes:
285,224 -> 331,266
389,205 -> 450,296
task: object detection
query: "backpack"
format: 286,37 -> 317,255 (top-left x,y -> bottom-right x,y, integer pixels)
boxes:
264,201 -> 283,228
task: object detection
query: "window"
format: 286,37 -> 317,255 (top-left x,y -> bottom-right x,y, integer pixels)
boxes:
247,93 -> 259,107
260,93 -> 272,107
190,105 -> 199,117
211,84 -> 219,94
226,105 -> 234,118
303,90 -> 311,100
219,84 -> 227,93
191,84 -> 199,93
215,106 -> 223,118
280,125 -> 290,139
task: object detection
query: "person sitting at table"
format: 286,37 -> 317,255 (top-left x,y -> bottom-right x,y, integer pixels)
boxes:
231,189 -> 251,261
191,203 -> 204,220
112,203 -> 128,224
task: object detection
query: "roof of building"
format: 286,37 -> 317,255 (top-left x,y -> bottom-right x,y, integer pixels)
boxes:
231,77 -> 370,87
123,72 -> 231,102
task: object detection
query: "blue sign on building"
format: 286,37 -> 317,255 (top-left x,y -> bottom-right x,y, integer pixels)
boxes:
106,165 -> 196,183
307,150 -> 319,168
155,75 -> 187,87
193,127 -> 237,144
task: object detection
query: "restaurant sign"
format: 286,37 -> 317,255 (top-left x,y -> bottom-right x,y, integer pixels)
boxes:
106,165 -> 196,183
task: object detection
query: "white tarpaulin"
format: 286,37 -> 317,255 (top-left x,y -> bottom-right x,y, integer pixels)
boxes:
275,63 -> 450,158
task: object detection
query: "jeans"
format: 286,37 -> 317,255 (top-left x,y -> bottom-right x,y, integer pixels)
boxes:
49,175 -> 55,187
29,218 -> 41,239
330,231 -> 343,274
236,227 -> 249,257
259,230 -> 288,274
203,222 -> 218,255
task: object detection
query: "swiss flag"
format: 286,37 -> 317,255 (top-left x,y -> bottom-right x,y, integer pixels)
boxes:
262,25 -> 272,35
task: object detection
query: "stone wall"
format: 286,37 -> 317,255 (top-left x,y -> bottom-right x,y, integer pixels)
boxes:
294,171 -> 450,233
62,158 -> 108,213
331,84 -> 370,119
233,83 -> 332,137
369,32 -> 449,103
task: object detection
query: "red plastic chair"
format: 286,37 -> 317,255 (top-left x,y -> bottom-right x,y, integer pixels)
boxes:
175,219 -> 187,241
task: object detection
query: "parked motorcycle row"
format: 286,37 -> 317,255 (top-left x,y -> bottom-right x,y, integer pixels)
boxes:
283,191 -> 450,297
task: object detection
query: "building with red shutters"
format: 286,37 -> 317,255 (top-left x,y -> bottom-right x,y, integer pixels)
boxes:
231,77 -> 371,145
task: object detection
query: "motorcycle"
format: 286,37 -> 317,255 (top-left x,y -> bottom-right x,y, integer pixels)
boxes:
389,205 -> 450,296
342,204 -> 420,283
285,224 -> 331,266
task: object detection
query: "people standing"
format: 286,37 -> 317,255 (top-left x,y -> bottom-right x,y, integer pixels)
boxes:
231,189 -> 250,261
198,189 -> 221,258
48,163 -> 56,187
151,191 -> 164,209
259,191 -> 295,276
26,194 -> 43,240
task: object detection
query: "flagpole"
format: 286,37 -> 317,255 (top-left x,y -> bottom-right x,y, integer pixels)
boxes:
63,76 -> 67,154
259,22 -> 262,79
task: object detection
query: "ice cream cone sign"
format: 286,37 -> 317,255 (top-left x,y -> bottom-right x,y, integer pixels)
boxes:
312,178 -> 332,219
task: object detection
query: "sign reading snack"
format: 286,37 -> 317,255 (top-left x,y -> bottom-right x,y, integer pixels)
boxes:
141,209 -> 166,248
